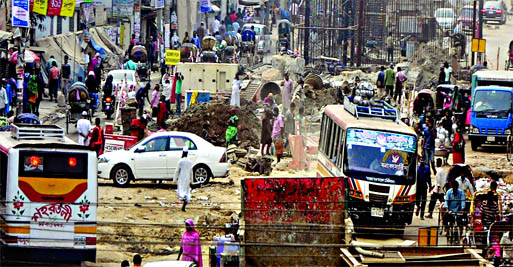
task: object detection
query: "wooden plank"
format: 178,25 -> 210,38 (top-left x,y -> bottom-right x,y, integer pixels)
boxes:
340,248 -> 366,267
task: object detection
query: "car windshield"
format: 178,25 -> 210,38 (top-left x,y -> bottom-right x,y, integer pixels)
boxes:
111,72 -> 134,83
473,90 -> 512,112
345,129 -> 417,185
436,9 -> 454,17
484,1 -> 500,9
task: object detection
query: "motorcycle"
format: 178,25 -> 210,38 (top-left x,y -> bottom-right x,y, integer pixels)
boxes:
102,95 -> 115,119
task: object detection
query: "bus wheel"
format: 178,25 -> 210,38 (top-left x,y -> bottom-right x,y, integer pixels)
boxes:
112,165 -> 132,187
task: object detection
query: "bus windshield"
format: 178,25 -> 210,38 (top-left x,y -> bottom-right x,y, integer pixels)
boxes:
345,129 -> 417,185
473,90 -> 512,113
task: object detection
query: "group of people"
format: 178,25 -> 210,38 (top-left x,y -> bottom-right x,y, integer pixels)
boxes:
375,63 -> 407,105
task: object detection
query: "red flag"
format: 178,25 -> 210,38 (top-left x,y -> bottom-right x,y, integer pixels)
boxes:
47,0 -> 62,16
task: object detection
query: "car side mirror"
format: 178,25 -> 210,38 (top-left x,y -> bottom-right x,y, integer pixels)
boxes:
134,145 -> 146,153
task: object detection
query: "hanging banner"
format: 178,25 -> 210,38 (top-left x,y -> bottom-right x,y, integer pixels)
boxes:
60,0 -> 75,17
47,0 -> 62,16
199,0 -> 211,13
33,0 -> 48,15
12,0 -> 30,27
164,23 -> 170,49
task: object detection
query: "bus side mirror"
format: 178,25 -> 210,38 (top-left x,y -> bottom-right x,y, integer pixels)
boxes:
134,145 -> 145,153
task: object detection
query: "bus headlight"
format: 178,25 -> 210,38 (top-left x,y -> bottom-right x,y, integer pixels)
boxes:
471,126 -> 480,134
505,129 -> 511,135
98,156 -> 109,164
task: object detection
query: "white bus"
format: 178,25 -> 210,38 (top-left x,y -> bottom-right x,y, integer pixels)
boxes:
0,124 -> 97,263
317,99 -> 418,233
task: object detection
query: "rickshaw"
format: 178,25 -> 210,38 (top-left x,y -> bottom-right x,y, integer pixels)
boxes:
180,43 -> 198,62
131,45 -> 150,81
435,84 -> 456,119
412,89 -> 435,132
277,19 -> 293,53
506,40 -> 513,70
66,82 -> 92,134
201,36 -> 218,63
223,31 -> 239,63
470,190 -> 502,247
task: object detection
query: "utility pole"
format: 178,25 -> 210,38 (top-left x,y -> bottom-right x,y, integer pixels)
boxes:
304,0 -> 310,65
471,0 -> 477,66
478,0 -> 484,63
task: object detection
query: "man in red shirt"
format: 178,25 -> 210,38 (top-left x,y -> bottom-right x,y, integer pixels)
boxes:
89,118 -> 104,155
130,116 -> 147,141
49,61 -> 60,102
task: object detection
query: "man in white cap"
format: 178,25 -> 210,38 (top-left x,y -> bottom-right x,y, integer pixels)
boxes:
174,146 -> 193,211
77,111 -> 91,146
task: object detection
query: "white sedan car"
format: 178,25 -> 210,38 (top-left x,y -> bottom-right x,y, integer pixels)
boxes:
98,132 -> 229,186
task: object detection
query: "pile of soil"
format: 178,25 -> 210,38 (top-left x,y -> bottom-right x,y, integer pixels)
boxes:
304,85 -> 338,114
171,100 -> 261,149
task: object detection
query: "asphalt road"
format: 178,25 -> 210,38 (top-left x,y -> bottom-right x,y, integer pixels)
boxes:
483,4 -> 513,70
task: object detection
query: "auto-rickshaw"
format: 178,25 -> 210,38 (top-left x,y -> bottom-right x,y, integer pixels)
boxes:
66,82 -> 92,134
131,45 -> 150,80
201,36 -> 218,63
277,19 -> 293,53
180,43 -> 198,62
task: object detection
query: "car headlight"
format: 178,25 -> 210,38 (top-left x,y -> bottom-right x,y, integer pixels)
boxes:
505,129 -> 511,135
98,157 -> 109,164
471,126 -> 480,134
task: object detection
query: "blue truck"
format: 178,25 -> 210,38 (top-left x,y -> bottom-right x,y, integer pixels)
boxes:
469,71 -> 513,150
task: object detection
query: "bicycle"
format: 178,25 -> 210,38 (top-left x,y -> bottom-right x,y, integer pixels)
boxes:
446,211 -> 465,245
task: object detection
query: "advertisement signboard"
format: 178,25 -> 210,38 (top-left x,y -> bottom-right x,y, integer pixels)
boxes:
12,0 -> 30,27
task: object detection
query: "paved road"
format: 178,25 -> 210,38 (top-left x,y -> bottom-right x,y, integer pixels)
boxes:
483,5 -> 513,70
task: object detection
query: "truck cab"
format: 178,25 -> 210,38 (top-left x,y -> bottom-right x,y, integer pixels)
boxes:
470,86 -> 513,150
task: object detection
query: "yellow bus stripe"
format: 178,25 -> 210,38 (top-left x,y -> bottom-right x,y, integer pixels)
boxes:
2,225 -> 30,234
75,226 -> 97,234
18,177 -> 87,195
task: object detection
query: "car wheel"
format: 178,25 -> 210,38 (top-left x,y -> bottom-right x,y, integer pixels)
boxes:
193,165 -> 211,185
112,165 -> 132,187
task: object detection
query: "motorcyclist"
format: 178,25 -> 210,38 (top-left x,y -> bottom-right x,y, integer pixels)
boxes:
103,75 -> 113,100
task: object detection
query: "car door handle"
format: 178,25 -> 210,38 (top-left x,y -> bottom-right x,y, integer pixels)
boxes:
159,154 -> 166,157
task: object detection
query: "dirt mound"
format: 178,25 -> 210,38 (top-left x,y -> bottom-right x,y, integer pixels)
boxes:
304,85 -> 338,114
171,100 -> 261,149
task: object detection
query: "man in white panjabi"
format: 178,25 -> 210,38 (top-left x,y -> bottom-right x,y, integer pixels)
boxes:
76,111 -> 91,146
174,147 -> 193,211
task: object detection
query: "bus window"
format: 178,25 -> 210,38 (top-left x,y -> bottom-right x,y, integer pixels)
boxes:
0,152 -> 7,200
330,125 -> 340,161
320,114 -> 328,153
336,129 -> 345,169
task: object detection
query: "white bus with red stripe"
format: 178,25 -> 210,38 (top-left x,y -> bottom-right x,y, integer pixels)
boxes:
0,124 -> 97,263
317,101 -> 418,233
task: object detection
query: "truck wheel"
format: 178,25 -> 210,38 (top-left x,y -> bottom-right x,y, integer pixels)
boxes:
112,165 -> 132,187
471,141 -> 480,151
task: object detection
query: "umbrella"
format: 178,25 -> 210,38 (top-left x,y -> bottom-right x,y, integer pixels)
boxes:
9,50 -> 40,64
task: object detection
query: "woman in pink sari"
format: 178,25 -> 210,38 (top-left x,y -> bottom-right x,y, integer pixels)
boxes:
177,219 -> 203,267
